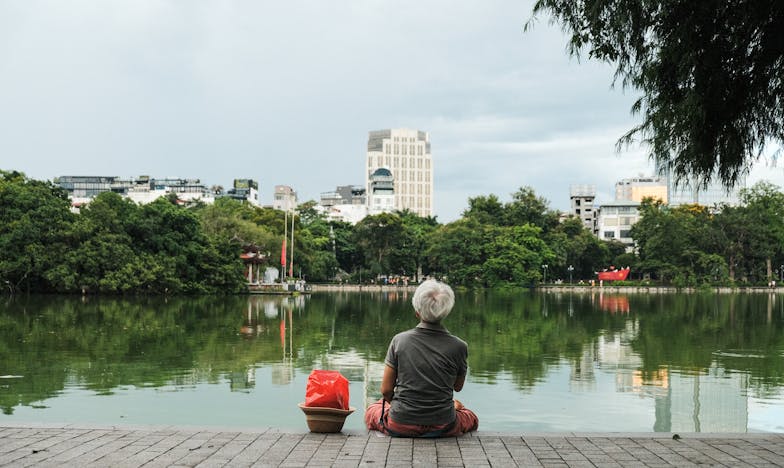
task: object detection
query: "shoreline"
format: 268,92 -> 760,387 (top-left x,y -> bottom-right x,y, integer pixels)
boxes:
308,283 -> 783,294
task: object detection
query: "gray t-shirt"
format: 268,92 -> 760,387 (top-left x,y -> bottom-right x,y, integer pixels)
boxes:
385,321 -> 468,426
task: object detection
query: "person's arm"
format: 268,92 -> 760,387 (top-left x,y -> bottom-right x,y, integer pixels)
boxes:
453,374 -> 465,392
380,364 -> 397,402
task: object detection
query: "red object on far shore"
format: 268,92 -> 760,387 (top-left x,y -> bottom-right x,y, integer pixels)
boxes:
597,267 -> 630,281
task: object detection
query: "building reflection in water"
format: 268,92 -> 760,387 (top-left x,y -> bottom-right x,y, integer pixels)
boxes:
232,294 -> 387,407
574,293 -> 751,432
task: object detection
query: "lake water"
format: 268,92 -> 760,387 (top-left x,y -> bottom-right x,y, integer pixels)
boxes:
1,291 -> 783,433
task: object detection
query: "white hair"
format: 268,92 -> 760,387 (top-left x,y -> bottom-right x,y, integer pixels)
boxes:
412,279 -> 455,323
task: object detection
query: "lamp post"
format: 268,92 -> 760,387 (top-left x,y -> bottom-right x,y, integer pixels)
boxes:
542,264 -> 548,284
780,264 -> 783,282
568,265 -> 574,284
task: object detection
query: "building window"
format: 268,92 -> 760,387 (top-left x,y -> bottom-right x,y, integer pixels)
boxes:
604,231 -> 615,238
620,230 -> 632,238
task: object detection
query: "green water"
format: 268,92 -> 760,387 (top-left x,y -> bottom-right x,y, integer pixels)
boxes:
1,291 -> 783,433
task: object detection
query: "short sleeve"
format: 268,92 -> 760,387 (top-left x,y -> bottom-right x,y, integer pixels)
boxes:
457,342 -> 468,377
384,337 -> 397,369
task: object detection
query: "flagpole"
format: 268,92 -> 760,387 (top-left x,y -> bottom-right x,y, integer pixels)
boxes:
289,210 -> 295,278
282,209 -> 288,283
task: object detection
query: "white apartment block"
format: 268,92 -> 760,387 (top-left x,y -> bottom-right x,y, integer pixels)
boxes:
366,128 -> 433,217
54,175 -> 265,208
597,201 -> 641,248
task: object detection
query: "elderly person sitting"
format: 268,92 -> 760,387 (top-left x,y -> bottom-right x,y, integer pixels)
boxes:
365,279 -> 479,437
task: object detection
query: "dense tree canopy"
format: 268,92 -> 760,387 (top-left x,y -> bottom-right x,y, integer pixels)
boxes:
7,170 -> 784,292
529,0 -> 784,189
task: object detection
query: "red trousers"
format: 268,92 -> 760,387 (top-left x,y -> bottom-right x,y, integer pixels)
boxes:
364,399 -> 478,437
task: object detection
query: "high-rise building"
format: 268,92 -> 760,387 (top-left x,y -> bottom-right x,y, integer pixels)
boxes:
569,184 -> 596,233
366,129 -> 433,217
615,176 -> 668,203
657,164 -> 746,208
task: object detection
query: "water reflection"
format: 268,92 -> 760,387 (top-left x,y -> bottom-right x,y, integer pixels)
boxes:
0,291 -> 782,432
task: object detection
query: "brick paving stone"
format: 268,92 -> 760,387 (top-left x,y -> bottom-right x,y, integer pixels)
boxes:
3,424 -> 784,467
331,461 -> 360,468
17,428 -> 116,467
45,430 -> 124,464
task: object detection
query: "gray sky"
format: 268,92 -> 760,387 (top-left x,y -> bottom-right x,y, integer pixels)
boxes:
2,0 -> 782,222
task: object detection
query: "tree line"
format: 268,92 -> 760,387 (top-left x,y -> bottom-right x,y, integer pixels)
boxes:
3,169 -> 784,293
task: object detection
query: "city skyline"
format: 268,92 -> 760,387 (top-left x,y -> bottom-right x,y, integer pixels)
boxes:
2,1 -> 783,222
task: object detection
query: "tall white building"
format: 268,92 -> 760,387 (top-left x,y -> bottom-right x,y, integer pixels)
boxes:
366,129 -> 433,217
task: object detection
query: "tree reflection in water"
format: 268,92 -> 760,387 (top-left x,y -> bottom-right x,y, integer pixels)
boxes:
0,291 -> 782,431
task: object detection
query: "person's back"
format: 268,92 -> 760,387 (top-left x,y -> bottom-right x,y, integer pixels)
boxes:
365,279 -> 478,437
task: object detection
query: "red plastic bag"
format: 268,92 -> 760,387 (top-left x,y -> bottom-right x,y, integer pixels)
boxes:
305,370 -> 350,410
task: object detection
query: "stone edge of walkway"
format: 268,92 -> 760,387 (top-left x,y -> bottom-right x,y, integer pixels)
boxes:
1,421 -> 780,439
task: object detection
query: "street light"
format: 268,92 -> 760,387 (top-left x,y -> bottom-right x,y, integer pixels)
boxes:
542,264 -> 548,284
567,265 -> 574,284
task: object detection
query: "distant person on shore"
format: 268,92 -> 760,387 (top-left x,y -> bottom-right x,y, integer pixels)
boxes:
365,279 -> 478,437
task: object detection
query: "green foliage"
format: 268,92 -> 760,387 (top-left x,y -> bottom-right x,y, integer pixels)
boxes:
0,171 -> 74,293
529,0 -> 784,190
0,172 -> 245,294
8,170 -> 784,292
631,183 -> 784,285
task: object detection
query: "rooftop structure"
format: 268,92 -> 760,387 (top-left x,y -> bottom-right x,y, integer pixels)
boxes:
273,185 -> 297,211
367,167 -> 395,215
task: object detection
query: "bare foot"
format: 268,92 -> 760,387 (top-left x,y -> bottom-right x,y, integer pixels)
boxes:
454,399 -> 464,411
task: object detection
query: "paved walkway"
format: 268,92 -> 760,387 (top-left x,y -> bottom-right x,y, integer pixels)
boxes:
1,424 -> 783,467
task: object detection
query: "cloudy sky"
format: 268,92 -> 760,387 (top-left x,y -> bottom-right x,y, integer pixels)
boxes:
2,0 -> 782,221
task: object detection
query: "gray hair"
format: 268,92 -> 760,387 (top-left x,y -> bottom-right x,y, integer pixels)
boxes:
412,279 -> 455,323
